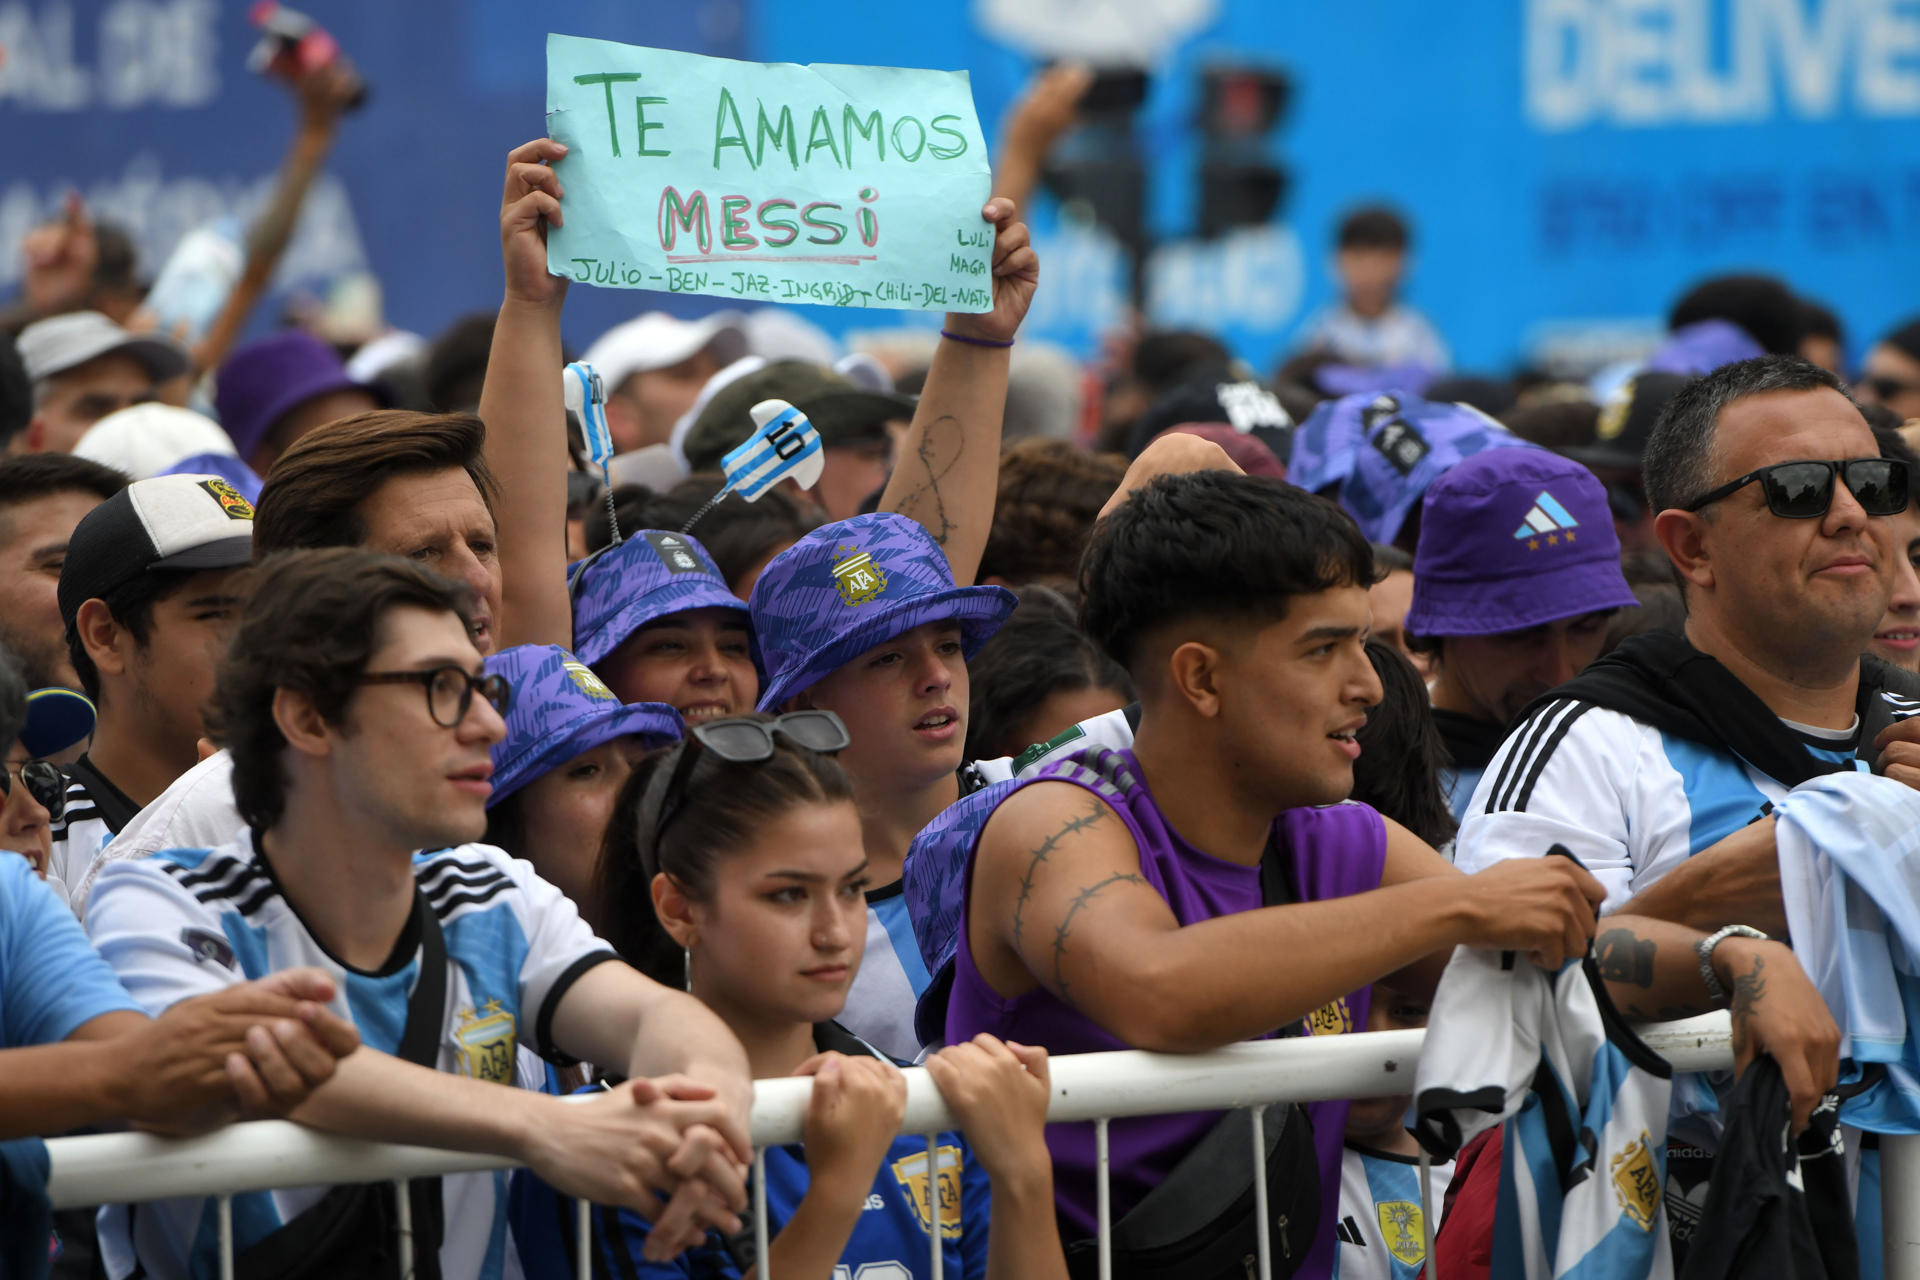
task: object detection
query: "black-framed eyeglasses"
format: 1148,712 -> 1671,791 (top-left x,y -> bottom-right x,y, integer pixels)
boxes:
0,759 -> 65,822
643,711 -> 852,844
1683,458 -> 1909,520
357,666 -> 513,728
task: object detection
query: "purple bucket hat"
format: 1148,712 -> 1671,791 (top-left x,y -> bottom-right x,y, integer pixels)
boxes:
749,513 -> 1017,712
1647,319 -> 1765,377
483,644 -> 683,808
1286,390 -> 1422,498
570,530 -> 749,668
213,331 -> 380,462
1337,393 -> 1533,544
1405,449 -> 1638,637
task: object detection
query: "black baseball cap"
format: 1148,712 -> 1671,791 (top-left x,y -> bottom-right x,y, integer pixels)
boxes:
58,473 -> 256,632
1125,377 -> 1295,462
683,361 -> 915,474
1562,372 -> 1691,473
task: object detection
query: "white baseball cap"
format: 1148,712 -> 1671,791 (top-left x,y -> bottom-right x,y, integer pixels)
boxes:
73,403 -> 237,478
16,311 -> 190,384
582,312 -> 749,390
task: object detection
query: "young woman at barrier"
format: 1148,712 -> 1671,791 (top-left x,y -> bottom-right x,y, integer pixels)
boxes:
509,710 -> 1070,1280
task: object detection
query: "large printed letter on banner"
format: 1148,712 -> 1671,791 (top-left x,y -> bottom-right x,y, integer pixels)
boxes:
545,33 -> 994,313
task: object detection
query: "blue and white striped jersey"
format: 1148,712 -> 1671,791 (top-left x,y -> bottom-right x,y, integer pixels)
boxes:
840,883 -> 936,1063
83,835 -> 619,1280
1413,947 -> 1675,1280
1331,1147 -> 1453,1280
1454,699 -> 1859,910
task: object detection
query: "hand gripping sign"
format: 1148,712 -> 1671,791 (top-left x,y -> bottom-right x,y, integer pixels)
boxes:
680,399 -> 823,534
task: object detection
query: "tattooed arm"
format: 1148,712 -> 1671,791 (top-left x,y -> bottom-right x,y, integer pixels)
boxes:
1592,914 -> 1838,1130
878,198 -> 1037,586
966,787 -> 1604,1052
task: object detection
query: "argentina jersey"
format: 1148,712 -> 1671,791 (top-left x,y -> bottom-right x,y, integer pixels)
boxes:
511,1027 -> 992,1280
1454,698 -> 1863,911
83,836 -> 620,1280
1413,947 -> 1676,1280
45,775 -> 114,912
1332,1147 -> 1454,1280
839,883 -> 935,1063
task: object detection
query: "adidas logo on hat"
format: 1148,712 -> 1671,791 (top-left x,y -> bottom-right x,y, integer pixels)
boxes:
1513,490 -> 1580,548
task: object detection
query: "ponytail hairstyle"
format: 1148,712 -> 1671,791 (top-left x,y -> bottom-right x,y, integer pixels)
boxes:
593,718 -> 856,986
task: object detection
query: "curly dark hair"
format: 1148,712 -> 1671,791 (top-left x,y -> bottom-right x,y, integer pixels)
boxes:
208,549 -> 476,833
978,440 -> 1127,589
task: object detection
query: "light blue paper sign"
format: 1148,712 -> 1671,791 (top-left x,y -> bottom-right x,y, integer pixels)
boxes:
545,33 -> 994,313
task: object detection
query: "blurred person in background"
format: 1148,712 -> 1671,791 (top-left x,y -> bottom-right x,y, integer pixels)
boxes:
682,360 -> 915,522
214,330 -> 383,475
977,439 -> 1127,591
1298,204 -> 1449,373
1868,424 -> 1920,673
11,311 -> 188,455
964,585 -> 1133,763
0,453 -> 126,690
1799,297 -> 1847,376
1560,371 -> 1689,565
1366,545 -> 1426,677
1857,316 -> 1920,424
583,312 -> 747,454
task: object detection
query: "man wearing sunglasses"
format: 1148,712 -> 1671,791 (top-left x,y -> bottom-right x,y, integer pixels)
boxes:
84,549 -> 751,1280
1455,354 -> 1915,1128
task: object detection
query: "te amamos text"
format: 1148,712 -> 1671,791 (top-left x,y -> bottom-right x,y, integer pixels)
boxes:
572,74 -> 974,258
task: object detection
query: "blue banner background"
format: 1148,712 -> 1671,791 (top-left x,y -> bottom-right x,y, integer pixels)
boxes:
4,0 -> 1918,374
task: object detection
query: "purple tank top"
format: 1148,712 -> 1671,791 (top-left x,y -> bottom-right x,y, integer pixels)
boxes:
945,749 -> 1386,1277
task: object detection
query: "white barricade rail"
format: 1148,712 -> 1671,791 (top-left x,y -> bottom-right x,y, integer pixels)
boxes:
40,1013 -> 1920,1280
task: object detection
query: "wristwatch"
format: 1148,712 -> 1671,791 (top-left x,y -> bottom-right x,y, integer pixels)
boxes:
1695,924 -> 1769,1003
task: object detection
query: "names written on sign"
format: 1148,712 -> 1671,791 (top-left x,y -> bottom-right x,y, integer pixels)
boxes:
546,34 -> 994,312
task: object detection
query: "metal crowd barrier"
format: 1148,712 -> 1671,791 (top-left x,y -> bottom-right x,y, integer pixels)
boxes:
43,1013 -> 1919,1280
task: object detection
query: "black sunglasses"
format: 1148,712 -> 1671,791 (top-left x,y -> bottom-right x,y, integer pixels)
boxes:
1683,458 -> 1909,520
357,665 -> 513,728
644,711 -> 852,844
1,759 -> 65,822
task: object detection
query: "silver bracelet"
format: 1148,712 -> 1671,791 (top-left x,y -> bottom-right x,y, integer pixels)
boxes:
1695,924 -> 1768,1003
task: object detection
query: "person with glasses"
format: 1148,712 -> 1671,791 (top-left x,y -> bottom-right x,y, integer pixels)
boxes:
511,711 -> 1069,1280
1453,357 -> 1904,1194
85,549 -> 754,1280
1,683 -> 94,875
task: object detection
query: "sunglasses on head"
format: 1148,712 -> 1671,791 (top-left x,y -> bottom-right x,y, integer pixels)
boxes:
1,759 -> 65,822
644,710 -> 852,844
1682,458 -> 1910,520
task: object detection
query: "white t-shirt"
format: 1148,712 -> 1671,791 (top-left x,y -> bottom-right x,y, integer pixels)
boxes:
71,749 -> 244,917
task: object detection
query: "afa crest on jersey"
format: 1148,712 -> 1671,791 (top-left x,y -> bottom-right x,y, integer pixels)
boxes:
454,999 -> 517,1084
832,544 -> 888,607
890,1144 -> 964,1239
1610,1129 -> 1661,1231
1304,996 -> 1353,1036
1377,1199 -> 1426,1266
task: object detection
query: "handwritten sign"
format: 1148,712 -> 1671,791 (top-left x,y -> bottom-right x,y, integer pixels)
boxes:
545,34 -> 994,312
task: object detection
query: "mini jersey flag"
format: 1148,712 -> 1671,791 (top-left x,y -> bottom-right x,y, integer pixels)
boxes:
564,360 -> 622,543
719,399 -> 824,501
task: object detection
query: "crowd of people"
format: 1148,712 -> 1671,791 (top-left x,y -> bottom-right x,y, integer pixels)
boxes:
5,54 -> 1920,1280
